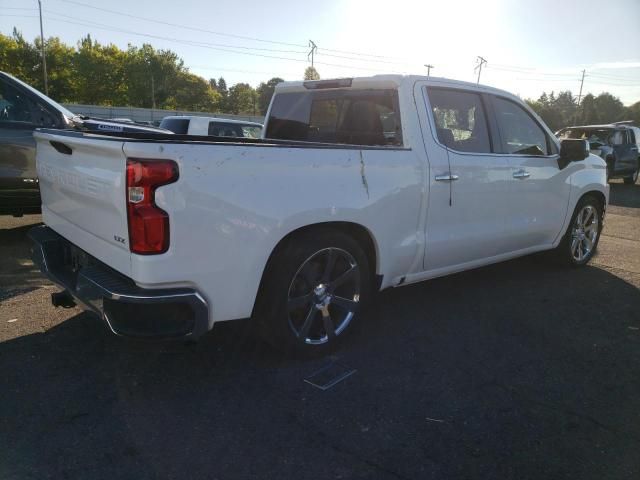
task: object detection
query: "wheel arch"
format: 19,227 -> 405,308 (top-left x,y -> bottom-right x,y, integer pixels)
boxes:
252,221 -> 380,315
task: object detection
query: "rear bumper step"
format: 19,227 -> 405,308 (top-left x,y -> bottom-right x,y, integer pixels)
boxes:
29,226 -> 209,339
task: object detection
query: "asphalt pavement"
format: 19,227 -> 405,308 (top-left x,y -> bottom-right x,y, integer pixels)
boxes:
1,181 -> 639,480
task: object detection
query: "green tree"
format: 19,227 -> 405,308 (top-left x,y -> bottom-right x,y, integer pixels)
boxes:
74,35 -> 127,105
171,72 -> 220,111
593,92 -> 625,123
216,77 -> 228,111
626,101 -> 640,125
227,82 -> 256,114
579,94 -> 598,125
256,77 -> 284,115
304,66 -> 320,80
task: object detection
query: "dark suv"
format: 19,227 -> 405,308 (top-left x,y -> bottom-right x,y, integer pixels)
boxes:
0,71 -> 171,216
557,122 -> 640,184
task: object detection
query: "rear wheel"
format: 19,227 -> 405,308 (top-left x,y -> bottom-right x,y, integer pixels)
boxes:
554,195 -> 603,266
623,160 -> 639,184
254,229 -> 372,356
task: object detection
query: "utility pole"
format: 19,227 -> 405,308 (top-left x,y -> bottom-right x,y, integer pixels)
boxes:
424,64 -> 434,77
574,69 -> 586,124
475,56 -> 487,84
151,75 -> 156,110
38,0 -> 48,95
308,40 -> 317,68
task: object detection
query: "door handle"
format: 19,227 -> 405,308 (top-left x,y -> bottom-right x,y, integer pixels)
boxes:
513,170 -> 531,179
435,173 -> 459,182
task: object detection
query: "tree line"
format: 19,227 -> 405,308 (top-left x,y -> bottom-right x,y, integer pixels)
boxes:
0,30 -> 288,115
2,30 -> 638,126
526,91 -> 640,132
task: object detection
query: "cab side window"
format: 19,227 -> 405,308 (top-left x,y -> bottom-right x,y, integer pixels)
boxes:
493,96 -> 549,155
427,88 -> 492,153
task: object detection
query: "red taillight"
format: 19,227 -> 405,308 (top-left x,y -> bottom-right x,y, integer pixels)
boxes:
126,158 -> 178,254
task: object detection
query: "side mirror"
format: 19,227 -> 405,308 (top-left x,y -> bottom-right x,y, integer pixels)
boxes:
558,139 -> 589,169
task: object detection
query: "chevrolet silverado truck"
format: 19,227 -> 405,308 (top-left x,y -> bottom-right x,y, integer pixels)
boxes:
0,71 -> 171,216
29,75 -> 609,354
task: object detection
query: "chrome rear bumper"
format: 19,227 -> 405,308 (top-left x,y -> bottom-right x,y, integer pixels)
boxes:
29,226 -> 209,339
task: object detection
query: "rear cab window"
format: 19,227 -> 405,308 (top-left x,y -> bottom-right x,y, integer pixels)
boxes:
266,89 -> 403,147
159,118 -> 190,134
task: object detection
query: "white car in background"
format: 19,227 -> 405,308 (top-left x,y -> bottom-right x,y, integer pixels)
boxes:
30,75 -> 608,355
159,115 -> 263,138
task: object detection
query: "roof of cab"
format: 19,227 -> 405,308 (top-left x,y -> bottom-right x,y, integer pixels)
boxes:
275,74 -> 520,99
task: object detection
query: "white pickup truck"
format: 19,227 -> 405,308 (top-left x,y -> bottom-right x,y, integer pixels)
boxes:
30,75 -> 608,354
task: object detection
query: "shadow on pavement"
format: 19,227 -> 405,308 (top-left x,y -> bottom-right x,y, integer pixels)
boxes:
609,182 -> 640,209
0,220 -> 45,301
1,256 -> 639,479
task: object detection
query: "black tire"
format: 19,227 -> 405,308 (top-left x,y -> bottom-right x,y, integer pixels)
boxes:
554,194 -> 604,267
623,160 -> 639,185
253,229 -> 372,357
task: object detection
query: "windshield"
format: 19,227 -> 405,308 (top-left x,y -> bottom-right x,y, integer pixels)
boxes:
3,72 -> 76,120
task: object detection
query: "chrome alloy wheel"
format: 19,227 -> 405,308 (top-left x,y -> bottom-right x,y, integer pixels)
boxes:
287,247 -> 361,345
570,205 -> 599,262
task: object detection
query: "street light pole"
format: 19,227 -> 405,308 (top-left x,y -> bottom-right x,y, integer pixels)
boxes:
38,0 -> 49,95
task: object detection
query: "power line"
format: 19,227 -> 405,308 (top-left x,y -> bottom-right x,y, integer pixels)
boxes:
51,0 -> 413,63
20,13 -> 410,75
53,0 -> 308,48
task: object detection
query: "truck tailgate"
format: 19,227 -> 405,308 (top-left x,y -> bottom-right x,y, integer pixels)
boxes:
34,131 -> 131,276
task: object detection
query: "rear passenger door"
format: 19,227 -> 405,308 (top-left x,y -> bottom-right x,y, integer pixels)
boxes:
617,129 -> 637,173
420,86 -> 513,271
489,95 -> 570,251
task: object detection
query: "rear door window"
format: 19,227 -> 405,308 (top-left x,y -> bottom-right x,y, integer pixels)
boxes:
427,88 -> 492,153
266,89 -> 402,147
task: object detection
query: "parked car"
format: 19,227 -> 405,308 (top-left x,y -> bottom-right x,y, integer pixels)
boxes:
30,75 -> 608,355
0,71 -> 172,216
160,115 -> 263,138
557,122 -> 640,184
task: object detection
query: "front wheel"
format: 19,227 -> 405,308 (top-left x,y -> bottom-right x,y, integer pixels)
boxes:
623,160 -> 639,184
554,195 -> 603,266
254,229 -> 372,356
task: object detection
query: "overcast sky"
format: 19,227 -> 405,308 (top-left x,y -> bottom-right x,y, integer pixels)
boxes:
2,0 -> 639,104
